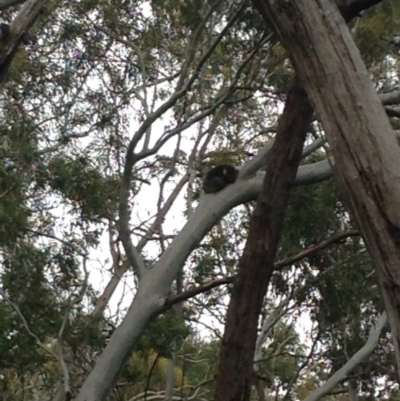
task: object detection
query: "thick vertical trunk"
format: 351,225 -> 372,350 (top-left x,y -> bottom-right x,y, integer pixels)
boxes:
252,0 -> 400,378
213,78 -> 313,401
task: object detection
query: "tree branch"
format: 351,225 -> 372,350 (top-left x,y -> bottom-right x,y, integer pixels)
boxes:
0,0 -> 49,82
304,313 -> 387,401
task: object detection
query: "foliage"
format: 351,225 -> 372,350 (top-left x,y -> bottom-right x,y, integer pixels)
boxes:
0,0 -> 399,399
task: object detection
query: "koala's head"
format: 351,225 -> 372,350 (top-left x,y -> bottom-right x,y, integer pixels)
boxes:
222,166 -> 239,183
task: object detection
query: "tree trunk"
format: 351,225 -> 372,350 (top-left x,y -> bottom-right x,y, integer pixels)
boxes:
213,78 -> 313,401
252,0 -> 400,378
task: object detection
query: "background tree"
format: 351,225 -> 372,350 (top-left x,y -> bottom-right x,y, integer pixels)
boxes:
0,0 -> 399,400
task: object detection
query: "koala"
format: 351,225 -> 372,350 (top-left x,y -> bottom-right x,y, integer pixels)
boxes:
202,164 -> 239,194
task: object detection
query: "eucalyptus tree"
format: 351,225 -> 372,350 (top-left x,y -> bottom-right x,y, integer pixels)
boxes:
0,0 -> 399,400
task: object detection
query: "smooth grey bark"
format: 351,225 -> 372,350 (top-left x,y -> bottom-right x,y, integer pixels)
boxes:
70,68 -> 400,401
252,308 -> 386,401
73,35 -> 400,397
75,159 -> 332,401
253,297 -> 289,370
303,313 -> 387,401
164,352 -> 177,401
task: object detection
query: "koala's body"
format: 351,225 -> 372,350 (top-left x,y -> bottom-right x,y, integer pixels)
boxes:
337,0 -> 381,22
202,164 -> 239,194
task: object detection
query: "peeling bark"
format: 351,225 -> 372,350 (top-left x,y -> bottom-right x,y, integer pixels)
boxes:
252,0 -> 400,378
213,78 -> 313,401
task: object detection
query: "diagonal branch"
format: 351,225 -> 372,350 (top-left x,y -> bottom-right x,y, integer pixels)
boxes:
304,313 -> 387,401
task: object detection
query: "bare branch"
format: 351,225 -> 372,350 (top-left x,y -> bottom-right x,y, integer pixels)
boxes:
118,2 -> 247,279
304,313 -> 387,401
275,230 -> 359,270
165,229 -> 359,310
